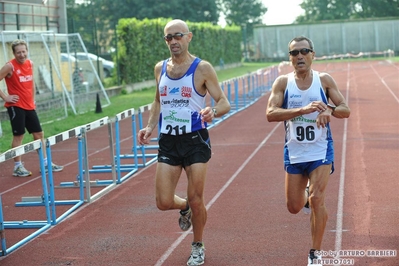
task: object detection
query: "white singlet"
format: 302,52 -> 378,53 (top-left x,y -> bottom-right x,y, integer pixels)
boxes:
282,70 -> 334,164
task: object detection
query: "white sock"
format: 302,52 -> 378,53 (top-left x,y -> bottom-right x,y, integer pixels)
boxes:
43,158 -> 48,166
14,161 -> 22,169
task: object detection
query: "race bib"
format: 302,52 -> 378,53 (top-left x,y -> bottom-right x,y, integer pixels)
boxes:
160,108 -> 192,135
289,115 -> 322,144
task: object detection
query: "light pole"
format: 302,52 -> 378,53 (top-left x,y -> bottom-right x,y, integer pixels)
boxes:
241,24 -> 248,62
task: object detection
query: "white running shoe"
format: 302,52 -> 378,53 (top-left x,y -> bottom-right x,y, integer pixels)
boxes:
13,164 -> 32,177
41,163 -> 64,173
187,242 -> 205,266
46,163 -> 64,172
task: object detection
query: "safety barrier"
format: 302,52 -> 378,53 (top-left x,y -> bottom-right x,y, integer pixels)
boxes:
0,65 -> 278,256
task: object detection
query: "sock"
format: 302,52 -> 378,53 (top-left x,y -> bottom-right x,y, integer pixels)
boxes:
192,242 -> 203,247
43,158 -> 48,166
14,161 -> 22,169
181,200 -> 190,213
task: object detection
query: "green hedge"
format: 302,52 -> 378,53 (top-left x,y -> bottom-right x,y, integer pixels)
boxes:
116,18 -> 241,84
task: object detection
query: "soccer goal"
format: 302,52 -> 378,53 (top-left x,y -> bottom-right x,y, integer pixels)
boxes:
0,31 -> 111,124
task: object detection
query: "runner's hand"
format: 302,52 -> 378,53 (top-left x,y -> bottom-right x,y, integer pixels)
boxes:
137,127 -> 152,145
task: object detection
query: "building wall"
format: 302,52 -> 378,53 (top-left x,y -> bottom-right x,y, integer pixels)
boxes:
0,0 -> 67,33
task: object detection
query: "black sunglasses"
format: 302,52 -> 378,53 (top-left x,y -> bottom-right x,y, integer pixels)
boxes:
289,48 -> 313,56
163,32 -> 189,42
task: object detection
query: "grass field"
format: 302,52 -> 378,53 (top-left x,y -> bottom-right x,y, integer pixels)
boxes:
0,62 -> 275,152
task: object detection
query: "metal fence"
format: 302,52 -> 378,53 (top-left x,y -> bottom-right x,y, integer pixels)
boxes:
254,18 -> 399,61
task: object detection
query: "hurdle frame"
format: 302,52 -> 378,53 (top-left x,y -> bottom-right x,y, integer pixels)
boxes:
0,140 -> 52,256
56,117 -> 117,203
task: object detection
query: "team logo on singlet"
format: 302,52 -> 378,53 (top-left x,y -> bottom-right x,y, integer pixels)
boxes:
160,85 -> 167,96
163,110 -> 190,123
19,75 -> 33,82
169,87 -> 180,94
291,115 -> 316,123
181,86 -> 192,98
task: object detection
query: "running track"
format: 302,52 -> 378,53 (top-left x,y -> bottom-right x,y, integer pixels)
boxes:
0,60 -> 398,265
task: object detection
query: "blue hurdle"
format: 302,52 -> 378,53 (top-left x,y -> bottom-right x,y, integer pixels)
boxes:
134,104 -> 159,168
90,103 -> 158,184
90,108 -> 142,183
0,140 -> 52,256
14,125 -> 87,224
56,117 -> 116,202
209,66 -> 277,129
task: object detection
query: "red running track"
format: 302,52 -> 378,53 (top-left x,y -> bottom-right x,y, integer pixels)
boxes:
0,60 -> 398,266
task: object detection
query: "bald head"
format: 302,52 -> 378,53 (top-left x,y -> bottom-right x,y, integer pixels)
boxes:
164,19 -> 189,34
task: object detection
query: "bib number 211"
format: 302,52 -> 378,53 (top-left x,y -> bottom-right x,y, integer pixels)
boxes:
165,124 -> 187,135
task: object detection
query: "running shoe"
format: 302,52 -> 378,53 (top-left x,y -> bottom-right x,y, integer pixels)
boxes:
187,242 -> 205,266
303,181 -> 311,214
40,163 -> 64,173
43,163 -> 64,173
179,201 -> 192,231
308,249 -> 322,266
13,164 -> 32,177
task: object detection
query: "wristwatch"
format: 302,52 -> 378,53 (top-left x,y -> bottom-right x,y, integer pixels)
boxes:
327,104 -> 336,113
212,107 -> 217,117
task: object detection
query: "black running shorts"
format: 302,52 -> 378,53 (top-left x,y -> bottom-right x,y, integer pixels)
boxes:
7,106 -> 42,136
158,129 -> 211,167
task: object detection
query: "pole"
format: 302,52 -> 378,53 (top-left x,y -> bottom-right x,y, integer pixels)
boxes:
242,24 -> 248,62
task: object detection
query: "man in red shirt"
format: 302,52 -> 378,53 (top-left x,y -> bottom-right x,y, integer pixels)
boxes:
0,39 -> 63,176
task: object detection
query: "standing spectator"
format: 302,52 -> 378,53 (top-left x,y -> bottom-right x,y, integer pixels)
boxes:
266,36 -> 350,265
137,19 -> 230,266
0,39 -> 63,176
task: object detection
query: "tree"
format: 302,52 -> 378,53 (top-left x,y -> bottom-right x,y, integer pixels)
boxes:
351,0 -> 399,19
66,0 -> 222,59
296,0 -> 399,23
68,0 -> 219,27
219,0 -> 267,27
132,0 -> 219,24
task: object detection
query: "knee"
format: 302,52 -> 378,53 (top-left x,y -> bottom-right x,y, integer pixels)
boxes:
12,135 -> 24,143
286,202 -> 302,214
32,132 -> 44,140
309,193 -> 325,211
156,197 -> 173,211
187,196 -> 204,214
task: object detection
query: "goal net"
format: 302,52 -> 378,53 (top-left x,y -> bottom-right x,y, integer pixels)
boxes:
0,31 -> 110,125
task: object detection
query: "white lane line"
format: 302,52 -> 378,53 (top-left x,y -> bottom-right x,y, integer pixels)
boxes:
155,123 -> 282,266
334,62 -> 350,254
370,63 -> 399,104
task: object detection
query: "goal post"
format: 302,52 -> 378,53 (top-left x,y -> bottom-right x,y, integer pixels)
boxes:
0,31 -> 111,125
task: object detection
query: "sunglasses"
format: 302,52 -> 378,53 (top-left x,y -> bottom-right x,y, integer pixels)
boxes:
163,32 -> 189,42
289,48 -> 313,56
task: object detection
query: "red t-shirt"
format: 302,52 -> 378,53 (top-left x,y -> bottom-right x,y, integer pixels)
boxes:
4,58 -> 35,110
